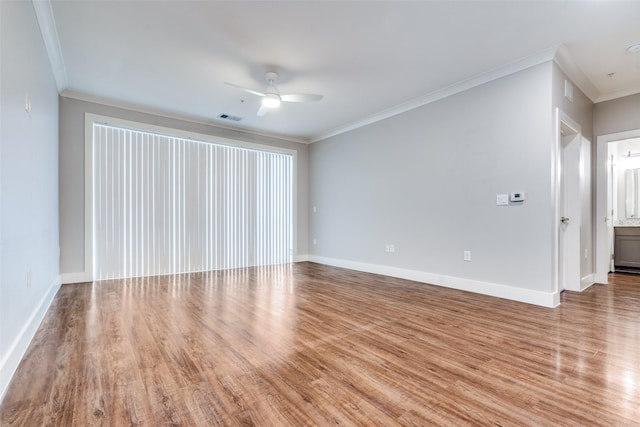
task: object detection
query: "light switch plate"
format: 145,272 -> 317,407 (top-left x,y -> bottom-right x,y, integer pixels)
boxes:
496,194 -> 509,206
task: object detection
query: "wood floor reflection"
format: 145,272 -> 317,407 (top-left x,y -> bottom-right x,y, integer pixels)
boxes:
1,264 -> 639,426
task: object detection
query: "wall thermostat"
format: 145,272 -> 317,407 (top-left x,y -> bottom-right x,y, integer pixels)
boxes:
510,192 -> 525,202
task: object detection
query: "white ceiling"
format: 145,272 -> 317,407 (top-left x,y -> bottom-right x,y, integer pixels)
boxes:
41,0 -> 640,142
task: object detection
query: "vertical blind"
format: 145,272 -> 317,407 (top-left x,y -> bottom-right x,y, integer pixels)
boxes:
92,123 -> 293,280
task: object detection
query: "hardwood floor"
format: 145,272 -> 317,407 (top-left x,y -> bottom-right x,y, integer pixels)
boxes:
1,263 -> 639,426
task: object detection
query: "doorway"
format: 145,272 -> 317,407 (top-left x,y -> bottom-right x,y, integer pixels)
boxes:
556,111 -> 582,293
595,130 -> 640,283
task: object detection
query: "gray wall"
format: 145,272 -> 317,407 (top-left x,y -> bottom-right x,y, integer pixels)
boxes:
1,1 -> 60,397
310,62 -> 555,296
59,97 -> 309,278
594,93 -> 640,137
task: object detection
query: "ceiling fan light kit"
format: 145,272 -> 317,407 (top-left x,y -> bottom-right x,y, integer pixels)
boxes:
225,71 -> 323,116
261,93 -> 281,109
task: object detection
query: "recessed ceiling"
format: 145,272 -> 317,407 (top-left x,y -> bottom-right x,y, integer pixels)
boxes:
41,0 -> 640,142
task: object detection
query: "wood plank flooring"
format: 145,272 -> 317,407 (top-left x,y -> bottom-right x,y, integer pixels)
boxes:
1,262 -> 639,426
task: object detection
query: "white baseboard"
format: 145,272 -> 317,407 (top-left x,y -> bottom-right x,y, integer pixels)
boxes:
294,254 -> 310,262
581,274 -> 596,291
594,271 -> 609,285
61,271 -> 92,284
308,255 -> 559,308
0,275 -> 61,401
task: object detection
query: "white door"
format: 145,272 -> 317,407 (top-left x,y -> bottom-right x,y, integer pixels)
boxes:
558,123 -> 581,292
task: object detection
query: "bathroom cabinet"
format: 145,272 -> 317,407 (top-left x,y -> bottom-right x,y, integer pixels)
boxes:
614,226 -> 640,269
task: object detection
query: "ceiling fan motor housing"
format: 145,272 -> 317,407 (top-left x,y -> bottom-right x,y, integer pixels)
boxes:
265,71 -> 279,82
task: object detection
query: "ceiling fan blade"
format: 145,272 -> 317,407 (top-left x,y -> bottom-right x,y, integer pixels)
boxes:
257,105 -> 270,117
225,82 -> 265,97
281,93 -> 323,103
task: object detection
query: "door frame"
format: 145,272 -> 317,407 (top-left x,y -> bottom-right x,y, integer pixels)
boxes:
595,129 -> 640,283
553,109 -> 582,296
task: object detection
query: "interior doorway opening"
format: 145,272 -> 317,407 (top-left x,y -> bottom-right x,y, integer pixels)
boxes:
595,130 -> 640,283
556,112 -> 582,293
554,109 -> 594,299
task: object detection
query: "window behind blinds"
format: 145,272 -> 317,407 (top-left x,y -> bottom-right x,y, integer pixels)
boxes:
92,123 -> 293,280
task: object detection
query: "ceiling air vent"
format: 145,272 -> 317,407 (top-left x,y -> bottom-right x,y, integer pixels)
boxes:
218,113 -> 242,122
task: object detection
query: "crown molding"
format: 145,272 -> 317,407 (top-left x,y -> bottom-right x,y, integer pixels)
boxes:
594,86 -> 640,104
310,46 -> 559,143
31,0 -> 68,92
553,45 -> 600,103
27,3 -> 638,141
61,90 -> 310,145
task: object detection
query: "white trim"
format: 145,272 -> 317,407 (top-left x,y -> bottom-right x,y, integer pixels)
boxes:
84,116 -> 93,281
0,275 -> 61,401
31,0 -> 68,92
552,110 -> 561,295
309,256 -> 559,308
595,129 -> 640,284
63,91 -> 308,145
294,254 -> 310,262
553,109 -> 583,294
61,272 -> 92,284
596,86 -> 640,104
310,46 -> 558,143
581,274 -> 596,291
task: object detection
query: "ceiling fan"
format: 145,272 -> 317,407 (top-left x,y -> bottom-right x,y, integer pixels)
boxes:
225,71 -> 323,116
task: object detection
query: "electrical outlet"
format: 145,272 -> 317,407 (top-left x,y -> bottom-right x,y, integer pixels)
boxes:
313,238 -> 317,245
463,251 -> 471,261
584,249 -> 588,259
385,244 -> 396,253
26,270 -> 32,288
